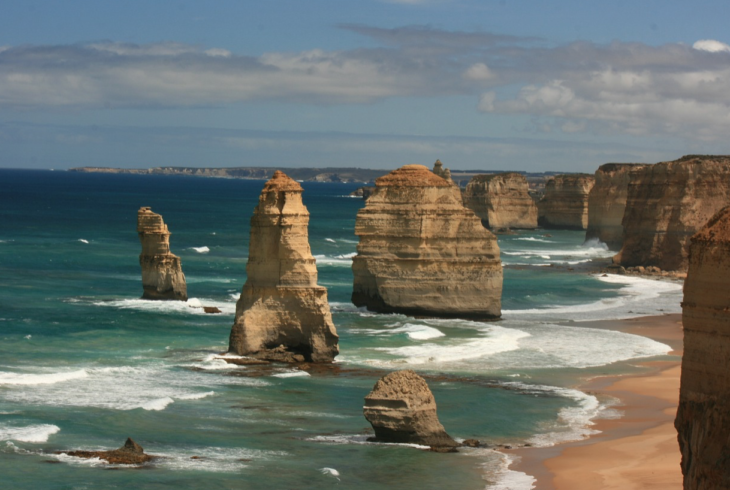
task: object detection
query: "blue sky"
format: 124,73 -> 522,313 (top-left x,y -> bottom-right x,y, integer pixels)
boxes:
2,0 -> 730,171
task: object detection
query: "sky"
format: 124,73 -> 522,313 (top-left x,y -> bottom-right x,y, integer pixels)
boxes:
2,0 -> 730,172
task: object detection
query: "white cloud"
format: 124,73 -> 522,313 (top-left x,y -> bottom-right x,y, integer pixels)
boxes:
463,62 -> 493,81
693,39 -> 730,53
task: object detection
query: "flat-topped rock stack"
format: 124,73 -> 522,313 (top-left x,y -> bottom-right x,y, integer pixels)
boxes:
352,164 -> 502,319
463,173 -> 538,230
228,171 -> 338,363
615,155 -> 730,271
137,207 -> 187,301
676,206 -> 730,489
537,174 -> 595,229
585,163 -> 647,250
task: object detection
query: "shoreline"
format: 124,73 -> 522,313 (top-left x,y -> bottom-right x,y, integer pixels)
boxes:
504,313 -> 684,490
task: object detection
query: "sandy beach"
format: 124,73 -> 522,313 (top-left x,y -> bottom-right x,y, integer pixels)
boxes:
507,313 -> 684,490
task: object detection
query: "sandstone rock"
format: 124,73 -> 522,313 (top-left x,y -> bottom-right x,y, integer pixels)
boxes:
585,163 -> 647,250
615,155 -> 730,271
62,438 -> 154,465
352,164 -> 502,318
228,171 -> 339,363
537,174 -> 595,229
137,207 -> 187,301
363,370 -> 458,449
676,206 -> 730,489
203,306 -> 222,314
463,173 -> 538,229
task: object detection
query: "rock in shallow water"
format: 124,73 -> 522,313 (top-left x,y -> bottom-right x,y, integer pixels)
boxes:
62,437 -> 154,465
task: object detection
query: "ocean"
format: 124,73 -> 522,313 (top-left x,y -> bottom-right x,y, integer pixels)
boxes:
0,169 -> 682,489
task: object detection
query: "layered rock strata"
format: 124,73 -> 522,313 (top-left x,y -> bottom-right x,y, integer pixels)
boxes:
463,173 -> 538,230
585,163 -> 647,250
63,438 -> 155,465
137,207 -> 187,301
676,206 -> 730,489
615,156 -> 730,271
363,370 -> 458,449
228,171 -> 339,363
352,164 -> 502,318
537,174 -> 595,229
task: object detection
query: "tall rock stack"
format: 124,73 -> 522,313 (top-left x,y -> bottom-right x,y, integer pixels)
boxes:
676,206 -> 730,489
615,155 -> 730,271
463,173 -> 538,230
585,163 -> 647,250
537,174 -> 595,229
352,164 -> 502,319
228,171 -> 339,363
137,207 -> 187,301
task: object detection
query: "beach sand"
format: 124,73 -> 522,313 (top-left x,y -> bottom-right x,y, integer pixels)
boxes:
506,314 -> 684,490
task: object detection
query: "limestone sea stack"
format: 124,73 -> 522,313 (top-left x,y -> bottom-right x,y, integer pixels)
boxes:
463,173 -> 538,230
615,155 -> 730,271
137,207 -> 187,301
364,370 -> 458,450
585,163 -> 647,250
228,171 -> 338,363
352,164 -> 502,319
676,206 -> 730,489
537,174 -> 595,229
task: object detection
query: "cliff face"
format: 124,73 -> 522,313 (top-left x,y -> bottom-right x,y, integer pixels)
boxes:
364,370 -> 458,449
463,172 -> 538,230
137,207 -> 187,301
615,156 -> 730,271
585,164 -> 647,250
228,171 -> 339,363
352,164 -> 502,319
537,174 -> 595,229
676,206 -> 730,490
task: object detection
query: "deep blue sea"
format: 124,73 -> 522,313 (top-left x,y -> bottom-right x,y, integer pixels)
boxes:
0,169 -> 682,489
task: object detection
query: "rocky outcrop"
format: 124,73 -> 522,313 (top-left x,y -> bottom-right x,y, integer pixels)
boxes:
364,370 -> 458,449
585,163 -> 647,250
537,174 -> 595,229
349,186 -> 375,200
432,159 -> 454,184
615,156 -> 730,271
351,164 -> 502,319
676,206 -> 730,490
228,171 -> 339,363
137,207 -> 187,301
62,438 -> 155,465
463,173 -> 538,230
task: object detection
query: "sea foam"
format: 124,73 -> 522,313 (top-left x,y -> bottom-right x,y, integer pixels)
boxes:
0,424 -> 60,443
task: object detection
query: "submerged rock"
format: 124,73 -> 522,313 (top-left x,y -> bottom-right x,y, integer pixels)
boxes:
463,173 -> 538,230
137,207 -> 187,301
676,206 -> 730,489
537,174 -> 595,229
228,171 -> 339,363
352,164 -> 502,319
63,438 -> 154,465
364,370 -> 458,450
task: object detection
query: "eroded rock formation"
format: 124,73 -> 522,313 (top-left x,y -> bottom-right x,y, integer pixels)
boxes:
615,155 -> 730,271
463,173 -> 538,230
352,164 -> 502,318
537,174 -> 595,229
137,207 -> 187,301
228,171 -> 338,363
432,159 -> 454,184
676,206 -> 730,489
585,163 -> 647,250
62,438 -> 155,465
364,370 -> 458,449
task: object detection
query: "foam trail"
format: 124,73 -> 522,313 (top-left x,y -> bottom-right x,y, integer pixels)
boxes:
191,246 -> 210,253
0,370 -> 88,385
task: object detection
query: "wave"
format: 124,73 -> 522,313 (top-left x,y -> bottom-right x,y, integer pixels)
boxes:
0,369 -> 88,385
271,370 -> 310,378
325,238 -> 336,243
190,246 -> 210,253
152,445 -> 287,472
0,424 -> 60,443
388,323 -> 445,340
308,434 -> 429,449
514,237 -> 553,243
313,254 -> 354,267
78,239 -> 89,244
90,297 -> 236,316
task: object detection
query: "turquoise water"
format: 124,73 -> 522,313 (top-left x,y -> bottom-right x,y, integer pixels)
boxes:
0,170 -> 682,489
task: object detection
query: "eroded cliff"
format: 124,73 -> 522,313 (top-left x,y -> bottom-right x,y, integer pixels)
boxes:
352,164 -> 502,318
537,174 -> 595,229
463,172 -> 538,230
228,171 -> 339,363
137,207 -> 187,301
616,155 -> 730,271
676,206 -> 730,489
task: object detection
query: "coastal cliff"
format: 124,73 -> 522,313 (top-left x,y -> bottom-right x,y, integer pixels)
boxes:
676,206 -> 730,489
537,174 -> 595,229
463,172 -> 538,230
137,207 -> 187,301
352,164 -> 502,318
585,163 -> 646,250
228,171 -> 339,363
615,155 -> 730,271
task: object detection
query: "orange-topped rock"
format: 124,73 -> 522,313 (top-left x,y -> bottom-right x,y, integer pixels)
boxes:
375,164 -> 451,187
261,170 -> 304,192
